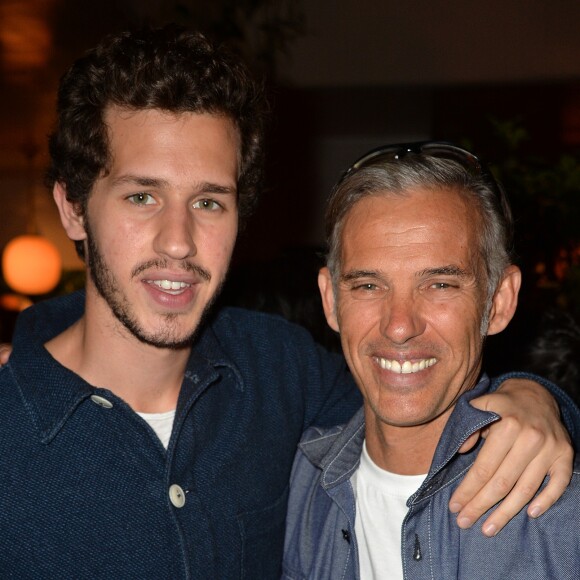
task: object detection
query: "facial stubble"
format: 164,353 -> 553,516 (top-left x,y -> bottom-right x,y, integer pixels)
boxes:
84,219 -> 224,349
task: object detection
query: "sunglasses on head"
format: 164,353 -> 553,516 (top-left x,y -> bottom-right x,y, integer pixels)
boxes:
340,140 -> 504,200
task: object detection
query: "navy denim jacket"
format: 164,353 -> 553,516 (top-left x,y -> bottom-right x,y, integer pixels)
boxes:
282,376 -> 580,580
0,291 -> 361,579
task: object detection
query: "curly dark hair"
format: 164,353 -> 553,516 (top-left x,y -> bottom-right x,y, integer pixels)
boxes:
46,24 -> 268,258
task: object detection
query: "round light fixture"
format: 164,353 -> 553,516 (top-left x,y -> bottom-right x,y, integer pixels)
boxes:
2,235 -> 62,295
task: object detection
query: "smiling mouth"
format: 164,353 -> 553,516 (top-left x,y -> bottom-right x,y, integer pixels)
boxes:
148,279 -> 192,294
376,357 -> 437,374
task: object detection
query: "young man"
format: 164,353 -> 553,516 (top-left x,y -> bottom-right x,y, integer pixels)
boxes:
283,142 -> 580,579
0,29 -> 576,578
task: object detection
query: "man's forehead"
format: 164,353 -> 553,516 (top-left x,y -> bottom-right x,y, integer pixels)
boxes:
101,106 -> 241,173
342,187 -> 478,234
79,107 -> 242,212
339,187 -> 482,268
102,106 -> 239,149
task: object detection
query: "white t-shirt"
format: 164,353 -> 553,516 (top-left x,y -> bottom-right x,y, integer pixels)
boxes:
351,441 -> 426,580
137,409 -> 176,449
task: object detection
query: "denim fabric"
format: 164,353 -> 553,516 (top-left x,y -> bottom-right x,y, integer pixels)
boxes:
283,376 -> 580,580
0,291 -> 361,579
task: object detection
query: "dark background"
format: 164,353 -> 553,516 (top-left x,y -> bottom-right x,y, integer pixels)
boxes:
1,0 -> 579,399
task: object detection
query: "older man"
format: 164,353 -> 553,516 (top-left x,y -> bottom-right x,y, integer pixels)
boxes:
283,142 -> 580,579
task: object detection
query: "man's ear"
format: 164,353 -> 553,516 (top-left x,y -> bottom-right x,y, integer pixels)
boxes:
53,182 -> 87,242
318,266 -> 340,333
487,265 -> 521,336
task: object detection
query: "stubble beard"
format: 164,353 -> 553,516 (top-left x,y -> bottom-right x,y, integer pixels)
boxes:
84,221 -> 223,350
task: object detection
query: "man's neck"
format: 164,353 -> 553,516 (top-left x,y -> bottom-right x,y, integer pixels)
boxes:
45,296 -> 191,414
364,412 -> 451,476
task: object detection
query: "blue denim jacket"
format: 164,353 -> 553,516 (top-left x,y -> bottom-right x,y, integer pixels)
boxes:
0,291 -> 361,579
283,376 -> 580,580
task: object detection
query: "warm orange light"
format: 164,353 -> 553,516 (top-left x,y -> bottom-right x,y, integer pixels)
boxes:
0,293 -> 33,312
2,235 -> 62,295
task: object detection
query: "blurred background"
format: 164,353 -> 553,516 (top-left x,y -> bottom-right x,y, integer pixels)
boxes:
1,0 -> 579,399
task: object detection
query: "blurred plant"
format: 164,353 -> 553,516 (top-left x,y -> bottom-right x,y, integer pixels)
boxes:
484,118 -> 580,317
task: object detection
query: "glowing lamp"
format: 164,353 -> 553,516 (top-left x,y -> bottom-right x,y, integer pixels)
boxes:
2,235 -> 62,295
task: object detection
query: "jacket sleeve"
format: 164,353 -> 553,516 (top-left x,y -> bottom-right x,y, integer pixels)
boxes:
297,337 -> 362,431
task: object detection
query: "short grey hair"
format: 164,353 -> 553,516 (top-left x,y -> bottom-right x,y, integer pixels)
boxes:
324,154 -> 515,315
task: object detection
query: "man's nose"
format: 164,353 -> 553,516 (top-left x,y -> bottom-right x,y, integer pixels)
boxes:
152,204 -> 197,261
379,292 -> 425,344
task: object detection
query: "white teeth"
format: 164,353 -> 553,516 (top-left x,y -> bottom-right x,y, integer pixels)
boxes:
378,357 -> 437,374
152,280 -> 190,291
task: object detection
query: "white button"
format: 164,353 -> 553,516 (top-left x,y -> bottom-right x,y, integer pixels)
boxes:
169,484 -> 186,508
90,395 -> 113,409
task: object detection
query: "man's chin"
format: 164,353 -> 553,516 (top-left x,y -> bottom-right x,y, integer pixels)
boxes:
127,301 -> 220,350
135,334 -> 197,350
124,317 -> 201,350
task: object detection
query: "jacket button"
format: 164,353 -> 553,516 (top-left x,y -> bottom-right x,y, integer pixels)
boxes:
90,395 -> 113,409
169,484 -> 186,508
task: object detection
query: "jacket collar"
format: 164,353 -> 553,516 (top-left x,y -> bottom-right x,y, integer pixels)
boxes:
9,291 -> 243,444
300,377 -> 500,493
299,407 -> 366,490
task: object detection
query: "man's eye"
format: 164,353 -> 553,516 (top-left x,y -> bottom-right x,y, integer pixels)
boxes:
347,282 -> 385,300
351,283 -> 379,294
128,193 -> 155,205
193,199 -> 222,211
430,282 -> 452,290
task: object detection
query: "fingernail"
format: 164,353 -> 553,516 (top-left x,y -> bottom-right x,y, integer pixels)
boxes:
457,516 -> 472,528
449,502 -> 462,513
483,523 -> 497,537
529,505 -> 541,518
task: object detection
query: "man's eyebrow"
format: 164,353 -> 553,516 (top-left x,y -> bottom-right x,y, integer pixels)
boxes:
417,265 -> 471,278
341,270 -> 380,282
110,175 -> 168,188
199,182 -> 237,195
109,174 -> 237,194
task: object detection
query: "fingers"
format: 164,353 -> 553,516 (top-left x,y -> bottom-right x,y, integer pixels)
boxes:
525,448 -> 573,518
0,343 -> 13,366
449,414 -> 573,536
449,416 -> 523,526
456,431 -> 480,454
450,378 -> 575,535
471,442 -> 572,537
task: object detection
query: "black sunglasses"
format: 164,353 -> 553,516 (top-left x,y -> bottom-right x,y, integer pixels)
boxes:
336,139 -> 513,244
340,140 -> 503,197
